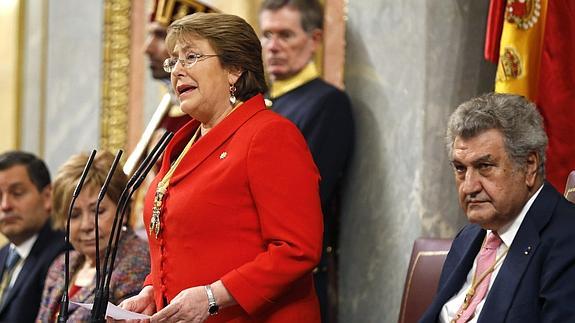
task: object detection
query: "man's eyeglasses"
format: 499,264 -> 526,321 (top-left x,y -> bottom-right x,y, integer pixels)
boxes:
163,53 -> 219,73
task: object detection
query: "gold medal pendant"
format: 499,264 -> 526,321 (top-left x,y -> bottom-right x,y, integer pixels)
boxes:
150,189 -> 165,238
149,126 -> 200,239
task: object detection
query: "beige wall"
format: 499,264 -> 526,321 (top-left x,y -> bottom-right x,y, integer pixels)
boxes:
339,1 -> 496,321
0,0 -> 22,151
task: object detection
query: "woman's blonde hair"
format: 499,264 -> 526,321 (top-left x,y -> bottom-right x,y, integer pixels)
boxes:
52,151 -> 128,230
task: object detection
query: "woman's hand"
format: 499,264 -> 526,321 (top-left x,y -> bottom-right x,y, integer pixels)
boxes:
150,286 -> 209,323
110,285 -> 156,323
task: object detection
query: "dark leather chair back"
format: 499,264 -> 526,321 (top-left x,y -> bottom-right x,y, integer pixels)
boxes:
565,170 -> 575,203
398,238 -> 452,323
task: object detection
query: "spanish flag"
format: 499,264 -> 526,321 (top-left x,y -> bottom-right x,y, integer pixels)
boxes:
487,0 -> 575,191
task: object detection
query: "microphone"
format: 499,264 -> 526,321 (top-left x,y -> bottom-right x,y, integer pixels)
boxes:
90,132 -> 173,322
58,149 -> 97,323
92,150 -> 123,298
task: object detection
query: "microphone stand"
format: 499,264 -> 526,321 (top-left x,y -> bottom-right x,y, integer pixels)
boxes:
90,132 -> 173,322
57,149 -> 97,323
92,150 -> 123,306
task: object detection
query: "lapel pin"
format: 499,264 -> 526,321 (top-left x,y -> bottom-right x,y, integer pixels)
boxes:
219,151 -> 228,160
524,246 -> 532,255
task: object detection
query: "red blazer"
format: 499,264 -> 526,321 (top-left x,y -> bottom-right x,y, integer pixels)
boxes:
143,94 -> 323,322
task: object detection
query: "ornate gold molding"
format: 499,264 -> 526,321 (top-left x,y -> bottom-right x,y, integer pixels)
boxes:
100,0 -> 132,152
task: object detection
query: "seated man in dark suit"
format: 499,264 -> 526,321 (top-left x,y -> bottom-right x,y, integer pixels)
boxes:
0,151 -> 65,322
420,93 -> 575,323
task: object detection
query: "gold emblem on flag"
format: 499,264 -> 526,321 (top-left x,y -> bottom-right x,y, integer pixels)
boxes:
498,47 -> 522,81
505,0 -> 541,30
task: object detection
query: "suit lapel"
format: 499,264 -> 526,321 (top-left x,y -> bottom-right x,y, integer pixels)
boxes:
478,221 -> 539,323
58,252 -> 95,317
67,277 -> 96,318
426,227 -> 485,319
47,257 -> 67,319
168,94 -> 266,185
0,248 -> 8,278
0,247 -> 14,314
0,225 -> 52,314
71,276 -> 97,304
478,183 -> 556,322
0,253 -> 33,314
0,222 -> 58,310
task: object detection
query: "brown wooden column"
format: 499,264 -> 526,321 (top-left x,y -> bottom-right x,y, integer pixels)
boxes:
323,0 -> 347,90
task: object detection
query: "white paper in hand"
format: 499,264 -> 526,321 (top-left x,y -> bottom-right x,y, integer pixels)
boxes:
71,301 -> 152,320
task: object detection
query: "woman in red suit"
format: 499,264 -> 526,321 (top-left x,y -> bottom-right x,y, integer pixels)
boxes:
120,12 -> 323,322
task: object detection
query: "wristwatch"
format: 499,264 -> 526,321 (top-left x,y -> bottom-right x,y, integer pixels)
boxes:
204,285 -> 219,316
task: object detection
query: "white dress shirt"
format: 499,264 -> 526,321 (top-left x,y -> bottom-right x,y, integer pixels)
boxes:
8,234 -> 38,288
439,185 -> 543,323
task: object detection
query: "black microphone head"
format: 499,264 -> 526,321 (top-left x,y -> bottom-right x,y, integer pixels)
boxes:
73,149 -> 97,197
130,131 -> 173,185
97,150 -> 123,201
133,132 -> 174,190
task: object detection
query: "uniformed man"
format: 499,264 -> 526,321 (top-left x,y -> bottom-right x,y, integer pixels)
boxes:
259,1 -> 355,321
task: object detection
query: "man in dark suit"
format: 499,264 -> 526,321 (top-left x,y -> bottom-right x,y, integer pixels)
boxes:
420,93 -> 575,323
259,1 -> 355,321
0,151 -> 65,322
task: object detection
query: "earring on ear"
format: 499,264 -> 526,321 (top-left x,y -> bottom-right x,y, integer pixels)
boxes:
229,85 -> 237,105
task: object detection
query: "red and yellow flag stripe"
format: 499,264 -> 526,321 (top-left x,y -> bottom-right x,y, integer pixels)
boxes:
495,0 -> 547,102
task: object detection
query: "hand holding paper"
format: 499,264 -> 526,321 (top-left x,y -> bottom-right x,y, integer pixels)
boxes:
71,301 -> 151,320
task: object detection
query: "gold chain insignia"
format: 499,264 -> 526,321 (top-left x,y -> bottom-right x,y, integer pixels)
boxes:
505,0 -> 541,30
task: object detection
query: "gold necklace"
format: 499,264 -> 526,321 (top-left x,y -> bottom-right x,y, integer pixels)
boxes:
150,126 -> 201,238
149,101 -> 244,238
451,240 -> 509,323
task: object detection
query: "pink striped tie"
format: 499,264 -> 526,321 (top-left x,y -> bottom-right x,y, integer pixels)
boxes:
456,232 -> 503,322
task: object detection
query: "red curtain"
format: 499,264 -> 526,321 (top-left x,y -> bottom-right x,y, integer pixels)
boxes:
536,0 -> 575,191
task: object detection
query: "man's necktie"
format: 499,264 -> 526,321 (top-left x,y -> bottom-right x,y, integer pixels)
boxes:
0,247 -> 21,307
455,232 -> 503,323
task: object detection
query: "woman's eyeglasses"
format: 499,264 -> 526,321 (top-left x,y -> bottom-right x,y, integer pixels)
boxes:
163,53 -> 219,73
